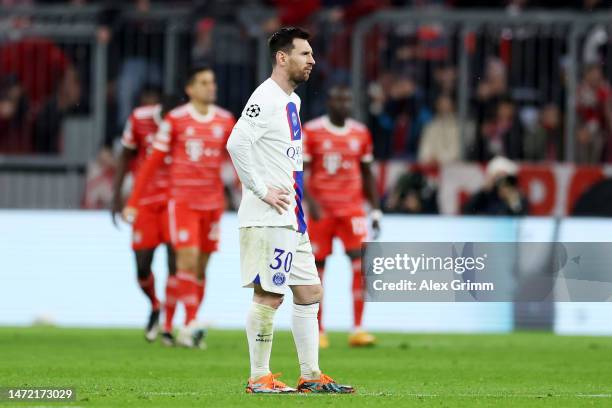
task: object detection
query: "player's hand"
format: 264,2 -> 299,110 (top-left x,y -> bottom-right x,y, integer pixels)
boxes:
122,206 -> 138,224
111,195 -> 123,227
372,219 -> 381,240
263,187 -> 292,214
370,209 -> 382,240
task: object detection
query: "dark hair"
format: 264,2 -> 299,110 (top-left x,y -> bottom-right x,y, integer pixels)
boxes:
185,64 -> 214,86
139,83 -> 162,99
327,83 -> 351,97
268,27 -> 310,65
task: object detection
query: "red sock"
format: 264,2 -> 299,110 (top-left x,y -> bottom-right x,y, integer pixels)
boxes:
351,258 -> 364,329
196,279 -> 206,309
164,275 -> 179,332
316,263 -> 325,332
138,273 -> 160,311
177,270 -> 199,325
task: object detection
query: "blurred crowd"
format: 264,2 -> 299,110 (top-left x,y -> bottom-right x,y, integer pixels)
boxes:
1,0 -> 612,213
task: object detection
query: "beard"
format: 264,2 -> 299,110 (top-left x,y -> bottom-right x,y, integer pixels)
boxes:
288,66 -> 311,85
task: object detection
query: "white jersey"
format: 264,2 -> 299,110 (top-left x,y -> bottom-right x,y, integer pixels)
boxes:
226,78 -> 307,233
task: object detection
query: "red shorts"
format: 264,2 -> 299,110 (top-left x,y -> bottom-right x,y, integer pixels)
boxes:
168,200 -> 223,253
307,212 -> 368,261
132,202 -> 170,250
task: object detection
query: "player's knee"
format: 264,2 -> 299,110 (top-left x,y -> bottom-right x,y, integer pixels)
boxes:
311,285 -> 323,302
136,265 -> 151,280
293,284 -> 322,304
134,250 -> 154,279
176,249 -> 198,272
253,285 -> 284,308
255,293 -> 284,309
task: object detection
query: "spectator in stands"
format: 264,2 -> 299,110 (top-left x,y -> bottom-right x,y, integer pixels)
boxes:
418,94 -> 462,165
474,57 -> 509,126
0,36 -> 81,154
384,74 -> 431,159
575,123 -> 604,163
106,0 -> 163,129
462,156 -> 529,216
430,64 -> 457,106
31,65 -> 81,153
367,75 -> 394,158
0,36 -> 73,111
523,103 -> 564,161
0,75 -> 31,153
474,97 -> 523,161
384,170 -> 439,214
576,63 -> 612,162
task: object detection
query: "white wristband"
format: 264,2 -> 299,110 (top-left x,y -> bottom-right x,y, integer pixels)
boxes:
370,209 -> 383,222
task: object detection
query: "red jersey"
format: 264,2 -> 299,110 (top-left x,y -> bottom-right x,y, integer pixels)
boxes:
303,116 -> 374,217
121,104 -> 170,206
153,103 -> 236,210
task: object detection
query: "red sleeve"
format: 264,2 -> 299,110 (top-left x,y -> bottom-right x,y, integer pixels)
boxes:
121,114 -> 139,150
127,149 -> 165,207
361,129 -> 374,162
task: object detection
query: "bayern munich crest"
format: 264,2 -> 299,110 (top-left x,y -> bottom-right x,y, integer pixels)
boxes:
272,272 -> 286,286
245,104 -> 260,118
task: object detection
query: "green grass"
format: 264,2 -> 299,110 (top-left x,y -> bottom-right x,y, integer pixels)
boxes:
0,328 -> 611,407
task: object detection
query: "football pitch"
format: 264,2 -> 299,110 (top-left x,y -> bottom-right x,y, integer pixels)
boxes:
1,328 -> 611,407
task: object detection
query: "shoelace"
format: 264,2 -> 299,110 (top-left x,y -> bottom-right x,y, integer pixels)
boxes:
318,374 -> 334,384
269,372 -> 287,388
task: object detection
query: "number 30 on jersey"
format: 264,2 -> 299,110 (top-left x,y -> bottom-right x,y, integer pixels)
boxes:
269,248 -> 293,273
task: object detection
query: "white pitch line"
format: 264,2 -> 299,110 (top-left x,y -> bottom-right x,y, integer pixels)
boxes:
360,392 -> 612,398
113,391 -> 612,399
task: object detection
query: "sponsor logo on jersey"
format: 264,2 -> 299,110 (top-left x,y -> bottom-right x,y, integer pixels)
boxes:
272,272 -> 286,286
286,145 -> 302,159
185,139 -> 204,161
213,125 -> 224,139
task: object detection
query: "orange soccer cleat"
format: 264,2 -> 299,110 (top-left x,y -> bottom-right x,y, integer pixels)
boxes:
319,331 -> 330,349
348,330 -> 376,347
246,373 -> 296,394
297,373 -> 355,394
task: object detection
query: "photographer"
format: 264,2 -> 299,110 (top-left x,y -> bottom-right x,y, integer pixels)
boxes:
462,156 -> 529,216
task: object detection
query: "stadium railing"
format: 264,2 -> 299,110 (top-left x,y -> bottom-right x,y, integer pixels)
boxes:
351,9 -> 612,162
3,7 -> 612,208
0,5 -> 264,209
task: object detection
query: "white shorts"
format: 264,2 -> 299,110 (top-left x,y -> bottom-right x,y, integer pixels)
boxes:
239,227 -> 320,294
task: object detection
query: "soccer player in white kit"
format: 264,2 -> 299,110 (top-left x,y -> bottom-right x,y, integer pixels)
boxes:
226,27 -> 354,394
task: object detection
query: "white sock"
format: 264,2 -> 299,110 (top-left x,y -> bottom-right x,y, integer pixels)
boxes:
291,303 -> 321,380
246,302 -> 277,380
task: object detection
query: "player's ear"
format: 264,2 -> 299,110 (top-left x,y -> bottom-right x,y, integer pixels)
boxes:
276,50 -> 287,66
